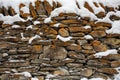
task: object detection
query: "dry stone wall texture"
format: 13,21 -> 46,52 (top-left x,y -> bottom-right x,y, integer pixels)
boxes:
0,0 -> 120,80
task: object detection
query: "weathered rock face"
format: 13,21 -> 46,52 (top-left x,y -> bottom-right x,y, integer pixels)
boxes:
0,0 -> 120,80
39,46 -> 67,60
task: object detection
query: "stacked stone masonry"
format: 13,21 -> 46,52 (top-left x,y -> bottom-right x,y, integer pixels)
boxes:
0,0 -> 120,80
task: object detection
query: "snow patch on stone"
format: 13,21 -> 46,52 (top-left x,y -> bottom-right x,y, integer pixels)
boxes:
57,35 -> 72,42
94,49 -> 118,58
29,35 -> 41,44
12,25 -> 21,28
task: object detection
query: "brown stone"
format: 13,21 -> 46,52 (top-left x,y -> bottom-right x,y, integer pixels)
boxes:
103,54 -> 120,60
84,2 -> 94,13
77,40 -> 88,45
44,1 -> 53,15
19,3 -> 25,8
2,7 -> 9,16
40,46 -> 67,60
20,10 -> 30,18
58,28 -> 69,37
93,26 -> 108,30
98,68 -> 118,75
68,51 -> 85,59
96,12 -> 105,18
0,42 -> 17,50
32,45 -> 42,53
71,33 -> 85,37
93,2 -> 99,7
67,44 -> 82,52
82,50 -> 95,55
107,34 -> 120,38
9,7 -> 16,16
5,37 -> 20,42
111,61 -> 120,67
35,0 -> 46,15
69,27 -> 91,33
59,13 -> 77,17
95,22 -> 112,27
103,38 -> 120,45
61,20 -> 80,24
93,73 -> 109,80
40,67 -> 57,71
0,21 -> 3,25
100,3 -> 105,10
90,30 -> 106,38
92,40 -> 108,52
81,68 -> 93,77
0,8 -> 3,13
2,61 -> 30,67
87,59 -> 110,68
55,40 -> 75,46
2,24 -> 12,28
45,28 -> 57,35
36,76 -> 44,80
82,44 -> 93,50
57,2 -> 62,7
67,63 -> 83,68
29,3 -> 37,18
110,15 -> 120,21
53,68 -> 69,75
106,6 -> 115,12
18,47 -> 31,54
18,66 -> 39,72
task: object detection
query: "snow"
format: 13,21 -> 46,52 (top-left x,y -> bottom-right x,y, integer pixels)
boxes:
54,23 -> 61,27
28,35 -> 41,44
83,25 -> 91,29
15,71 -> 32,77
33,21 -> 40,25
114,67 -> 120,80
9,60 -> 25,62
94,49 -> 118,58
21,72 -> 32,77
20,7 -> 30,14
81,78 -> 105,80
0,0 -> 35,14
46,74 -> 56,80
56,35 -> 72,42
31,77 -> 39,80
12,25 -> 21,28
84,35 -> 93,40
0,14 -> 25,24
2,53 -> 8,57
106,20 -> 120,34
26,25 -> 33,30
21,33 -> 26,40
44,17 -> 52,23
0,0 -> 120,34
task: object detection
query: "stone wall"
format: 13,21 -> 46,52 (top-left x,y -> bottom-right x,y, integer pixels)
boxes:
0,0 -> 120,80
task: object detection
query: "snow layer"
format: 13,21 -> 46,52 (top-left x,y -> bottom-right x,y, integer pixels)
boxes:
12,25 -> 21,28
84,35 -> 93,40
0,0 -> 36,14
94,49 -> 118,58
0,0 -> 120,34
57,35 -> 72,42
28,35 -> 41,44
106,20 -> 120,34
0,14 -> 25,24
81,78 -> 104,80
114,67 -> 120,80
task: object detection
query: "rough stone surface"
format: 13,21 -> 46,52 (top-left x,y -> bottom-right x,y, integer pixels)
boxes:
0,1 -> 119,80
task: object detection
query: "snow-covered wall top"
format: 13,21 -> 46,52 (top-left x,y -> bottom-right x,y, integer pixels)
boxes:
0,0 -> 120,34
